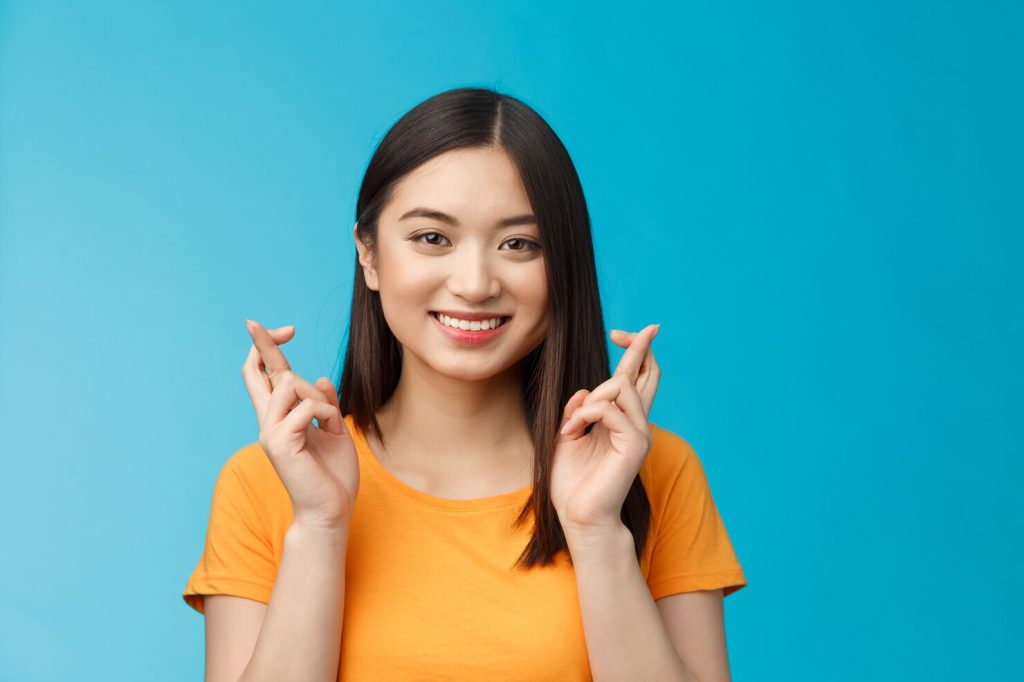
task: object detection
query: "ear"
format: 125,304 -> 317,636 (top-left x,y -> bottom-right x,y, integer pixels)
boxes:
353,221 -> 380,291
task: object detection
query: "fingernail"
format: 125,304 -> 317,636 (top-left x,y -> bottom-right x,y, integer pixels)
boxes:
653,323 -> 662,337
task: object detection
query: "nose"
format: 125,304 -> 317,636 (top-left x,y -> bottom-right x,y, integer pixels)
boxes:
446,244 -> 501,302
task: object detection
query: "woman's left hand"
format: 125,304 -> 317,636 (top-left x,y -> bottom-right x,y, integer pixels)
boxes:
551,323 -> 662,538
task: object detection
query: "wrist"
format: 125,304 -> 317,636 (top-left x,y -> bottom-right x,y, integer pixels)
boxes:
562,519 -> 632,554
287,519 -> 350,547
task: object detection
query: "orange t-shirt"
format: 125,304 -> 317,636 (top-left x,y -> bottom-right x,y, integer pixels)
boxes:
183,414 -> 747,680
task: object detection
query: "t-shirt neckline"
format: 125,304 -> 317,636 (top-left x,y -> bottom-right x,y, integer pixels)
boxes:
344,413 -> 534,511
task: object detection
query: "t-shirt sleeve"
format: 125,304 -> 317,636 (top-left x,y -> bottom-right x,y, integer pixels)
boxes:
645,428 -> 748,600
182,447 -> 279,615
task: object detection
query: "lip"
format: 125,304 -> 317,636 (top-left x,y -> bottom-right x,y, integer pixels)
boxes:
428,311 -> 511,346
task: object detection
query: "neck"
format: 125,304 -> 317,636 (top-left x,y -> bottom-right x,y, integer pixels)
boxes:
373,352 -> 533,467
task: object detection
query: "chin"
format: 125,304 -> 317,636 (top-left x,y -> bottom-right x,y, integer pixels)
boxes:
428,355 -> 515,383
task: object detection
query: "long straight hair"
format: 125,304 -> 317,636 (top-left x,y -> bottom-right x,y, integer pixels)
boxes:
338,87 -> 651,569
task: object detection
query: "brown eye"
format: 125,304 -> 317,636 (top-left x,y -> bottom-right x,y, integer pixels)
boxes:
501,238 -> 541,251
412,232 -> 451,246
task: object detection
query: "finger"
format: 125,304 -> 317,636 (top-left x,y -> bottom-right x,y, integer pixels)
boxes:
611,324 -> 660,383
241,327 -> 297,429
246,319 -> 295,386
277,394 -> 343,438
611,328 -> 660,416
315,377 -> 341,412
559,389 -> 590,430
578,375 -> 647,430
249,325 -> 296,378
265,370 -> 342,434
242,326 -> 295,376
609,378 -> 648,429
559,398 -> 637,441
637,348 -> 661,417
609,329 -> 638,347
610,327 -> 660,350
314,377 -> 346,434
580,374 -> 627,406
242,344 -> 272,430
626,344 -> 655,415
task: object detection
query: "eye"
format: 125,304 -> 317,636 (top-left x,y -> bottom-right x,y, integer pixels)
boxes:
411,231 -> 451,247
500,237 -> 541,252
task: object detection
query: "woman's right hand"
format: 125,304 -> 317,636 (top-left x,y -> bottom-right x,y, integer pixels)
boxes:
241,319 -> 360,530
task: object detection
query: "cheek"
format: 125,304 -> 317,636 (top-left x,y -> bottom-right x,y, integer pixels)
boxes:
377,252 -> 441,303
512,264 -> 548,311
374,259 -> 430,333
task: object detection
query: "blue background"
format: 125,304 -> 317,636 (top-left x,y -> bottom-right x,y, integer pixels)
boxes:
1,1 -> 1020,680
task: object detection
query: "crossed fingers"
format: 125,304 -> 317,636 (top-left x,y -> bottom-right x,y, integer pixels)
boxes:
560,323 -> 661,435
241,319 -> 342,435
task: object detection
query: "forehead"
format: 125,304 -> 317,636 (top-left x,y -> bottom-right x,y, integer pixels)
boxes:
383,146 -> 534,221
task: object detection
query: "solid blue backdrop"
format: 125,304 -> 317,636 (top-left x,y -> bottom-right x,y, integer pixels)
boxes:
0,1 -> 1020,680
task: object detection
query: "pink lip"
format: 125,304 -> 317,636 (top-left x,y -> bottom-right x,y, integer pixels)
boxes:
428,311 -> 510,346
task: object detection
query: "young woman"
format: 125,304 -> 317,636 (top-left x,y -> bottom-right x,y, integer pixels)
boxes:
183,87 -> 747,681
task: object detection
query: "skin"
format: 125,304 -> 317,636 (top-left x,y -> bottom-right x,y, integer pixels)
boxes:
552,323 -> 661,533
551,324 -> 733,681
352,145 -> 550,495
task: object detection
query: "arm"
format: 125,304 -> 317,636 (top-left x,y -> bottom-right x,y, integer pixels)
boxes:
656,589 -> 730,682
208,522 -> 349,682
565,523 -> 732,682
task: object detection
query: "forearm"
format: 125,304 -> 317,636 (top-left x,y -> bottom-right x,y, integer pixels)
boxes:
239,522 -> 349,682
565,523 -> 697,682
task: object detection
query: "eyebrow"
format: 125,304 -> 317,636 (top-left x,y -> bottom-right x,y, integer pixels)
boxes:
398,207 -> 538,228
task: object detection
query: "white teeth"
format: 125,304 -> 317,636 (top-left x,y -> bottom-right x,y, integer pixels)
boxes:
433,312 -> 507,331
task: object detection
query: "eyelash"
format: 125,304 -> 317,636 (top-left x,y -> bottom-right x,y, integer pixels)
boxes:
411,232 -> 541,252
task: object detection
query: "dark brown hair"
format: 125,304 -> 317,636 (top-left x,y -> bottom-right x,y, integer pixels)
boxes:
337,87 -> 651,569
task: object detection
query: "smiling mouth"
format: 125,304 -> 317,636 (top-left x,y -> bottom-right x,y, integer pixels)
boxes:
429,311 -> 511,331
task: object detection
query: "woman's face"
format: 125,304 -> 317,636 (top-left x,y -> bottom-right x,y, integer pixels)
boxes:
354,145 -> 549,383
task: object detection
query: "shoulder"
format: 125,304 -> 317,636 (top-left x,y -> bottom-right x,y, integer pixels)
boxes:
224,441 -> 271,475
216,442 -> 290,513
638,422 -> 718,529
640,422 -> 703,491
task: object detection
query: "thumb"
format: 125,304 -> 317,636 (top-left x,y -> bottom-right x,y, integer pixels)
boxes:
560,389 -> 590,429
315,377 -> 341,410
